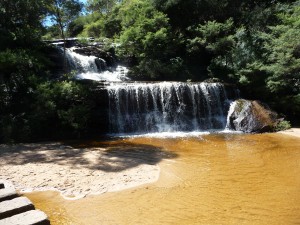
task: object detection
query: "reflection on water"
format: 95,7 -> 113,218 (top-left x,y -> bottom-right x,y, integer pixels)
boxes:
25,133 -> 300,225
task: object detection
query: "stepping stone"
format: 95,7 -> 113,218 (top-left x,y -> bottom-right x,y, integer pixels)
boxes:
0,210 -> 50,225
0,187 -> 17,202
0,197 -> 34,219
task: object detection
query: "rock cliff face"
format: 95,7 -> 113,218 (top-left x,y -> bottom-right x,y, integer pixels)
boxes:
227,99 -> 279,133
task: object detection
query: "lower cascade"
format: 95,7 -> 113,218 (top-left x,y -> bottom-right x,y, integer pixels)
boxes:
107,82 -> 238,134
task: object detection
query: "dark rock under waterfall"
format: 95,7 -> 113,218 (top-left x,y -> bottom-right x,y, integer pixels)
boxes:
226,99 -> 279,133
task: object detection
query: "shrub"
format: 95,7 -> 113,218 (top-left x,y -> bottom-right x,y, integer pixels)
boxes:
274,120 -> 292,131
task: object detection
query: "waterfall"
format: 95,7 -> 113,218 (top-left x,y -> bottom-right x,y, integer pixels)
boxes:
225,101 -> 237,130
63,47 -> 129,81
107,82 -> 235,134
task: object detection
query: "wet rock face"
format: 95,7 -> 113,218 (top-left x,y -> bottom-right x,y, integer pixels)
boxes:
227,99 -> 279,133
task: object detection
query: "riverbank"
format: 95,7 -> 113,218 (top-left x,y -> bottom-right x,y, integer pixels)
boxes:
0,129 -> 298,201
278,128 -> 300,138
0,142 -> 160,199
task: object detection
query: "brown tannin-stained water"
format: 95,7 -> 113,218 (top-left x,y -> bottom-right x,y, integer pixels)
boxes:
25,133 -> 300,225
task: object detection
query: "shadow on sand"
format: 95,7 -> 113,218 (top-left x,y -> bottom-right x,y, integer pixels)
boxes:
0,139 -> 177,172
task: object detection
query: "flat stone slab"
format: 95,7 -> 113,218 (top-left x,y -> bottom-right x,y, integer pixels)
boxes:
0,180 -> 14,189
0,197 -> 34,219
0,187 -> 17,202
0,210 -> 50,225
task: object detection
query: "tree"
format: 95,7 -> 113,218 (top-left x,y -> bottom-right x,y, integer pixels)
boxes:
219,1 -> 300,122
152,0 -> 237,31
47,0 -> 83,40
261,2 -> 300,118
87,0 -> 120,14
263,3 -> 300,94
186,19 -> 235,80
114,0 -> 186,80
0,0 -> 47,49
47,0 -> 83,70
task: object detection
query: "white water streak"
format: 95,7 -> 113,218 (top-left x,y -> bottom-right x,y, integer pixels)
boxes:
64,47 -> 129,81
107,82 -> 232,134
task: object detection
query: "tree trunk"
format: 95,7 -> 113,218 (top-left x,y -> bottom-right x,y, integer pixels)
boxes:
58,21 -> 67,73
54,0 -> 67,73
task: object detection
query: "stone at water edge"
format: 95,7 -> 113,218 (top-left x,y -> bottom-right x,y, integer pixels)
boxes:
0,197 -> 34,219
227,99 -> 279,133
0,187 -> 17,202
0,210 -> 50,225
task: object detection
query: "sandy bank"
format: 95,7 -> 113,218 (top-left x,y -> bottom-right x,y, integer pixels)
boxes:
0,142 -> 160,199
278,128 -> 300,138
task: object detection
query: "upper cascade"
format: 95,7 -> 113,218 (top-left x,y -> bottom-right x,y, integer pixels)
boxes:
62,46 -> 129,82
107,82 -> 238,134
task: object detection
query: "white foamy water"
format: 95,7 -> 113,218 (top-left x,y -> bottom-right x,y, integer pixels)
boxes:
110,129 -> 241,139
64,47 -> 130,82
76,65 -> 129,81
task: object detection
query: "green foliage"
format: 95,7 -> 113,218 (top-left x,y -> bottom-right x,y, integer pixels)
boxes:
42,25 -> 61,40
68,12 -> 102,37
82,19 -> 105,37
0,0 -> 46,48
69,0 -> 187,80
32,80 -> 93,138
263,4 -> 300,94
46,0 -> 83,39
87,0 -> 119,13
0,0 -> 97,143
225,2 -> 300,123
65,1 -> 123,38
70,10 -> 121,38
67,17 -> 86,37
0,49 -> 49,142
2,0 -> 300,143
0,48 -> 94,142
152,0 -> 232,31
274,120 -> 292,131
114,0 -> 185,79
187,19 -> 235,80
102,6 -> 122,37
129,56 -> 186,80
0,76 -> 94,142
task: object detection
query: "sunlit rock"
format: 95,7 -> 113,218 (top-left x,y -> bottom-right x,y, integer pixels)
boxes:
226,99 -> 279,133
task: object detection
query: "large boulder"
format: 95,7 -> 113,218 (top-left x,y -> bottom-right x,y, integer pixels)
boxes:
226,99 -> 279,133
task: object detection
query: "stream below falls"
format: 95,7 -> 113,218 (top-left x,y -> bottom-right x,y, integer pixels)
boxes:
25,133 -> 300,225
